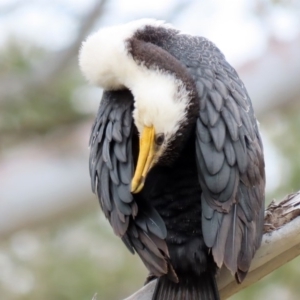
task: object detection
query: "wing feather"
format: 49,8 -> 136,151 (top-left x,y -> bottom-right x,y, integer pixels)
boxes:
209,118 -> 226,151
209,90 -> 223,111
206,99 -> 220,126
113,138 -> 127,162
225,96 -> 242,126
90,90 -> 175,280
196,119 -> 211,143
221,107 -> 239,141
198,139 -> 225,175
169,36 -> 265,279
105,121 -> 113,142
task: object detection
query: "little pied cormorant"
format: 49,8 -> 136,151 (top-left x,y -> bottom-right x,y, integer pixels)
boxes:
79,19 -> 265,300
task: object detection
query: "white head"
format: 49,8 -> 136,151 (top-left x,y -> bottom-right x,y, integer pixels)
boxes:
79,19 -> 196,192
79,19 -> 192,138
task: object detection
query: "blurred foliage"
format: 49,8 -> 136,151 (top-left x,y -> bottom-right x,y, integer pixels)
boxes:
268,102 -> 300,197
230,100 -> 300,300
0,208 -> 147,300
0,40 -> 88,149
0,40 -> 35,74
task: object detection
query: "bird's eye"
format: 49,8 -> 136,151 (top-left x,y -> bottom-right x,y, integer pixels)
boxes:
155,134 -> 165,146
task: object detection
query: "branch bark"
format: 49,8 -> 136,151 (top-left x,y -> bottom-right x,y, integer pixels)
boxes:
123,191 -> 300,300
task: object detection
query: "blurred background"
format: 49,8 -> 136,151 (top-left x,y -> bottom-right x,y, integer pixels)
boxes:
0,0 -> 300,299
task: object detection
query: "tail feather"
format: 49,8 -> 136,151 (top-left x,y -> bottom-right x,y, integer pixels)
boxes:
152,272 -> 220,300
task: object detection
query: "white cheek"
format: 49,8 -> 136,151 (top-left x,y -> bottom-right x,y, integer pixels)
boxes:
132,107 -> 144,134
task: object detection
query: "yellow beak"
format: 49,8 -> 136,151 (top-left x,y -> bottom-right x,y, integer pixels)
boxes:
131,126 -> 155,194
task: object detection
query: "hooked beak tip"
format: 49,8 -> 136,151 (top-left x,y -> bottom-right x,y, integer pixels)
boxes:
131,177 -> 145,194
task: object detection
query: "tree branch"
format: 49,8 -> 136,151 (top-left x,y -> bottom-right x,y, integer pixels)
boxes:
0,0 -> 108,100
36,0 -> 109,86
123,192 -> 300,300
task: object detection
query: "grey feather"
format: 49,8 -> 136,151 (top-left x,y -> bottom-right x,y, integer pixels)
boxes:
139,231 -> 165,259
199,109 -> 209,125
221,107 -> 239,141
147,232 -> 169,255
224,137 -> 236,166
198,139 -> 225,175
121,235 -> 135,254
102,138 -> 113,170
231,89 -> 249,111
117,184 -> 132,203
131,201 -> 138,217
113,139 -> 127,163
90,154 -> 101,192
204,67 -> 214,78
136,246 -> 168,275
110,209 -> 128,237
111,183 -> 132,216
131,235 -> 144,250
123,107 -> 132,127
216,167 -> 239,203
144,207 -> 168,239
130,223 -> 139,239
202,208 -> 223,248
112,121 -> 123,142
224,204 -> 241,273
200,151 -> 231,194
196,119 -> 211,143
209,90 -> 223,111
209,118 -> 226,151
122,125 -> 131,138
207,99 -> 220,126
196,81 -> 207,104
117,209 -> 126,223
118,161 -> 131,185
238,184 -> 254,222
233,138 -> 248,174
214,78 -> 229,99
96,121 -> 106,144
201,194 -> 214,219
212,212 -> 231,267
109,155 -> 120,185
99,166 -> 112,212
225,96 -> 242,126
201,77 -> 213,90
240,109 -> 255,140
231,81 -> 247,100
105,122 -> 113,142
109,106 -> 118,122
135,216 -> 148,233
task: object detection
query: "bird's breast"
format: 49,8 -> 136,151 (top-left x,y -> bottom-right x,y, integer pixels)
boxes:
141,142 -> 212,275
142,138 -> 203,243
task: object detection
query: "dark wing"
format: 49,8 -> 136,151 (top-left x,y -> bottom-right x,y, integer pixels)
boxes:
90,90 -> 135,236
167,35 -> 265,281
90,90 -> 176,281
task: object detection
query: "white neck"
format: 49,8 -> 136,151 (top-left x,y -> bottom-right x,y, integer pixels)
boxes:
79,19 -> 190,137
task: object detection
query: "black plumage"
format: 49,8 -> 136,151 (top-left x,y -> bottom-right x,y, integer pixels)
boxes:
87,22 -> 265,300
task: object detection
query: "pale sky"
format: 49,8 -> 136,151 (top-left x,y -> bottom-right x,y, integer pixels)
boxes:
0,0 -> 299,67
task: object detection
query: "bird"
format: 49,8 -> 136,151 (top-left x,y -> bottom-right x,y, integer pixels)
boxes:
79,19 -> 265,300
